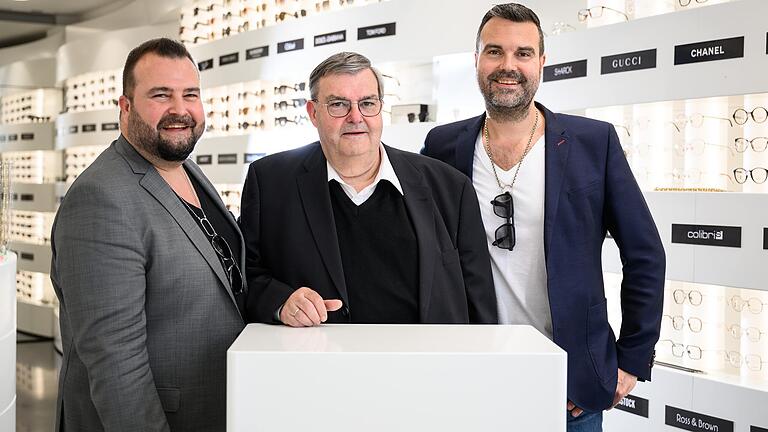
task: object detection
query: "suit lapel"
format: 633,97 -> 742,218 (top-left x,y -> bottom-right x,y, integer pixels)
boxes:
296,144 -> 349,305
540,103 -> 571,258
455,114 -> 485,179
386,145 -> 436,321
114,136 -> 240,317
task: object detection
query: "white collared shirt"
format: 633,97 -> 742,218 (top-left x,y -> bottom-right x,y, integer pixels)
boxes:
326,143 -> 404,206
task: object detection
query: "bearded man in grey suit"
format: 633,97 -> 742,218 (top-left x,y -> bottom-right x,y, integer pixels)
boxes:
51,38 -> 246,431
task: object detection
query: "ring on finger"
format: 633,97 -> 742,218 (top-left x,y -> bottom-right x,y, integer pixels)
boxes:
291,307 -> 300,317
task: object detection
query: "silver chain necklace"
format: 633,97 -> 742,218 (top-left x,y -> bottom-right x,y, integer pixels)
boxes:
483,109 -> 539,192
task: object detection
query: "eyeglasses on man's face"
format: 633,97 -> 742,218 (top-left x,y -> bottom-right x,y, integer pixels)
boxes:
313,98 -> 382,118
490,192 -> 515,251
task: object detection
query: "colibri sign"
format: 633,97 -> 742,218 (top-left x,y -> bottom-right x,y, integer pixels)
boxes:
671,224 -> 742,248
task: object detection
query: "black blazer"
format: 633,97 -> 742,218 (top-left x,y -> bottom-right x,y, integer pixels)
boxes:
240,142 -> 497,324
422,103 -> 665,412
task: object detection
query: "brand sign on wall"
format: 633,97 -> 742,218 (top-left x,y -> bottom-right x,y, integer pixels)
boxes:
671,224 -> 742,248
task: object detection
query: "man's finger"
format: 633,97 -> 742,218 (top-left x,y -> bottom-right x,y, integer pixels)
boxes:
324,299 -> 343,311
294,309 -> 314,327
567,401 -> 575,411
571,407 -> 583,417
303,290 -> 328,323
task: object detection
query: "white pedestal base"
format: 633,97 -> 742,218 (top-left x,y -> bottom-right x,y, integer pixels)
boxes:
228,324 -> 567,432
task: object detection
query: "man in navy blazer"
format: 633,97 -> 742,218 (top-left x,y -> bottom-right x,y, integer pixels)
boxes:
421,4 -> 664,431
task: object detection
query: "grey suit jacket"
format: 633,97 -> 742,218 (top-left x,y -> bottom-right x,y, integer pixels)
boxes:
51,135 -> 245,432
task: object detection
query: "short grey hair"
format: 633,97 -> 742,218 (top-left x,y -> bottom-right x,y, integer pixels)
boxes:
309,52 -> 384,101
476,3 -> 545,55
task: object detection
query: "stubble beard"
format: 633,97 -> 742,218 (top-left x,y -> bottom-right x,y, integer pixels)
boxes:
478,69 -> 539,123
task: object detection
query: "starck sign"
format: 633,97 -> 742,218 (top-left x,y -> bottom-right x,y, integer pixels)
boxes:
671,224 -> 741,248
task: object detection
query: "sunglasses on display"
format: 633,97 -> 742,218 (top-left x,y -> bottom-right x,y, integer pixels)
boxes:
274,83 -> 306,94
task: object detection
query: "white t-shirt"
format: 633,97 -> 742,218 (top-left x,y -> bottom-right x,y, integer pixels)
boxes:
473,132 -> 553,339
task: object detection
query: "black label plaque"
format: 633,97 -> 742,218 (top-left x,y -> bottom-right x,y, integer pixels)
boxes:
277,39 -> 304,54
20,252 -> 34,261
20,133 -> 34,140
614,394 -> 649,418
19,193 -> 33,201
218,153 -> 238,164
763,228 -> 767,250
665,406 -> 733,432
244,152 -> 266,163
671,224 -> 742,248
196,155 -> 212,165
752,426 -> 768,432
246,45 -> 269,60
82,124 -> 96,133
674,36 -> 744,65
101,122 -> 119,131
601,49 -> 657,75
69,125 -> 78,134
315,30 -> 346,47
219,52 -> 239,66
543,60 -> 588,82
7,134 -> 17,141
198,59 -> 214,71
358,22 -> 396,40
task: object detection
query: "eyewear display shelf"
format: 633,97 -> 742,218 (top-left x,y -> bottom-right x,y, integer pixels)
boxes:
0,57 -> 63,338
228,324 -> 566,432
529,0 -> 768,431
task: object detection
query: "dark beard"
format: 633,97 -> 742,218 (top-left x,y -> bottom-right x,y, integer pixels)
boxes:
477,69 -> 538,123
126,110 -> 202,162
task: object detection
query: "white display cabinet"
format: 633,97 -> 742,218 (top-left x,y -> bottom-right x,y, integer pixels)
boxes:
228,324 -> 567,432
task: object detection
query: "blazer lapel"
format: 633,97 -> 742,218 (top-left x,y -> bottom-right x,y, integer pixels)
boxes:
296,144 -> 349,305
386,145 -> 436,321
540,102 -> 571,258
115,136 -> 239,316
456,114 -> 485,179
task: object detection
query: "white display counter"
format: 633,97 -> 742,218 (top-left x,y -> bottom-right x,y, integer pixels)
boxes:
0,253 -> 17,431
228,324 -> 567,432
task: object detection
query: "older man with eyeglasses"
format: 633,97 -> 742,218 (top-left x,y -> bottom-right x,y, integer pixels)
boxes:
240,51 -> 497,326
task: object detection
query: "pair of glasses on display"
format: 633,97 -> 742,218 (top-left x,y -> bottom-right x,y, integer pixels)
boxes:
732,167 -> 768,185
315,0 -> 354,11
274,98 -> 307,110
239,106 -> 266,115
240,120 -> 265,130
274,83 -> 306,95
275,9 -> 307,21
672,140 -> 731,156
577,6 -> 628,23
274,115 -> 309,126
679,0 -> 707,6
733,107 -> 768,125
729,295 -> 766,314
671,113 -> 733,131
238,90 -> 267,100
313,98 -> 382,118
734,137 -> 768,152
663,314 -> 704,332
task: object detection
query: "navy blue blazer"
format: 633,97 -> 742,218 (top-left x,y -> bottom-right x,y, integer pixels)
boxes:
421,102 -> 665,412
